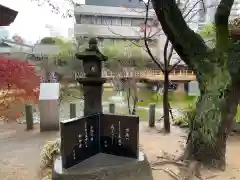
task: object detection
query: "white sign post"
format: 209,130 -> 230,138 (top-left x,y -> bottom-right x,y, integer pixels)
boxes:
39,83 -> 60,131
188,81 -> 200,96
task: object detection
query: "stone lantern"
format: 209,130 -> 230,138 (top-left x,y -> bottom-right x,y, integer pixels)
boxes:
75,38 -> 107,116
53,39 -> 152,180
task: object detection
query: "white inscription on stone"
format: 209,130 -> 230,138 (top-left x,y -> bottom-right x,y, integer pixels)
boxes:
90,126 -> 94,141
124,128 -> 130,140
72,149 -> 76,160
104,140 -> 108,147
118,121 -> 122,146
78,134 -> 83,148
84,122 -> 88,147
110,124 -> 115,144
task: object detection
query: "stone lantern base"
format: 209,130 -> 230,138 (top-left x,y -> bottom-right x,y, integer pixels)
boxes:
52,152 -> 153,180
77,77 -> 106,116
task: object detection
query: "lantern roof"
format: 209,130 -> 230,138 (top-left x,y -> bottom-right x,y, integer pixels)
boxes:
75,38 -> 108,62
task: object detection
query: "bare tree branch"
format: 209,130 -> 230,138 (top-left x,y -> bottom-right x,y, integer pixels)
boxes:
143,0 -> 164,72
183,0 -> 202,18
152,0 -> 207,67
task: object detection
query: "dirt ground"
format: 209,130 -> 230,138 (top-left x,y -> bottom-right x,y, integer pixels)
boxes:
0,122 -> 240,180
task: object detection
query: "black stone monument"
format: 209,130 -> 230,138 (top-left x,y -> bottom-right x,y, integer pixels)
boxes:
60,114 -> 100,169
100,114 -> 139,159
60,113 -> 139,169
52,38 -> 153,180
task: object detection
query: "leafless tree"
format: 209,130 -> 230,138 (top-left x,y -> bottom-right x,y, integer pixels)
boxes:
125,68 -> 138,115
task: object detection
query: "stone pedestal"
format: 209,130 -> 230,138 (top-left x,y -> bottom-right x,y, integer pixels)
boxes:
78,78 -> 106,116
175,82 -> 185,93
39,83 -> 60,132
39,100 -> 59,131
52,152 -> 153,180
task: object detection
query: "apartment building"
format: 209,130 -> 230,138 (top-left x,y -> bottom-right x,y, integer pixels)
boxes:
74,5 -> 158,45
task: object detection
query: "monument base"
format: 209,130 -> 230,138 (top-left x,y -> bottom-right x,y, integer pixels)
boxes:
52,152 -> 153,180
39,100 -> 59,132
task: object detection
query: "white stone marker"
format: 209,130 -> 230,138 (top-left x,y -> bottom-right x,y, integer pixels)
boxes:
39,83 -> 60,132
188,81 -> 200,96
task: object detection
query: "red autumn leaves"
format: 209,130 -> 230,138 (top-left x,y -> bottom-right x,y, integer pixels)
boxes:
0,56 -> 40,120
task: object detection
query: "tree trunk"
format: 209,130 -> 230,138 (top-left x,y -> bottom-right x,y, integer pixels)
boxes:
151,0 -> 235,167
185,73 -> 240,168
163,71 -> 170,133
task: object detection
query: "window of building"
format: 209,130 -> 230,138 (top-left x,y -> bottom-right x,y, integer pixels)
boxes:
131,18 -> 144,26
76,15 -> 81,24
92,16 -> 102,25
102,17 -> 112,25
122,18 -> 132,26
80,15 -> 93,24
111,17 -> 122,26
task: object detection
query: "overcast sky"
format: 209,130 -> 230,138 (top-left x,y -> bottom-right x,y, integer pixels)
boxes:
1,0 -> 85,42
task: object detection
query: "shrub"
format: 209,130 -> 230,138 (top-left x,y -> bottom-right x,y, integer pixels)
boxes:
173,103 -> 196,128
40,139 -> 60,180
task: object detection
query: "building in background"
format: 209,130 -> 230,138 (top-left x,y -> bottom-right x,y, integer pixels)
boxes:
85,0 -> 145,8
197,0 -> 240,30
74,5 -> 158,50
74,0 -> 240,70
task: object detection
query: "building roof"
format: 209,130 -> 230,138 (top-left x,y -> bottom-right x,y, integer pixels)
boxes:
0,5 -> 18,26
74,5 -> 156,19
2,39 -> 33,48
